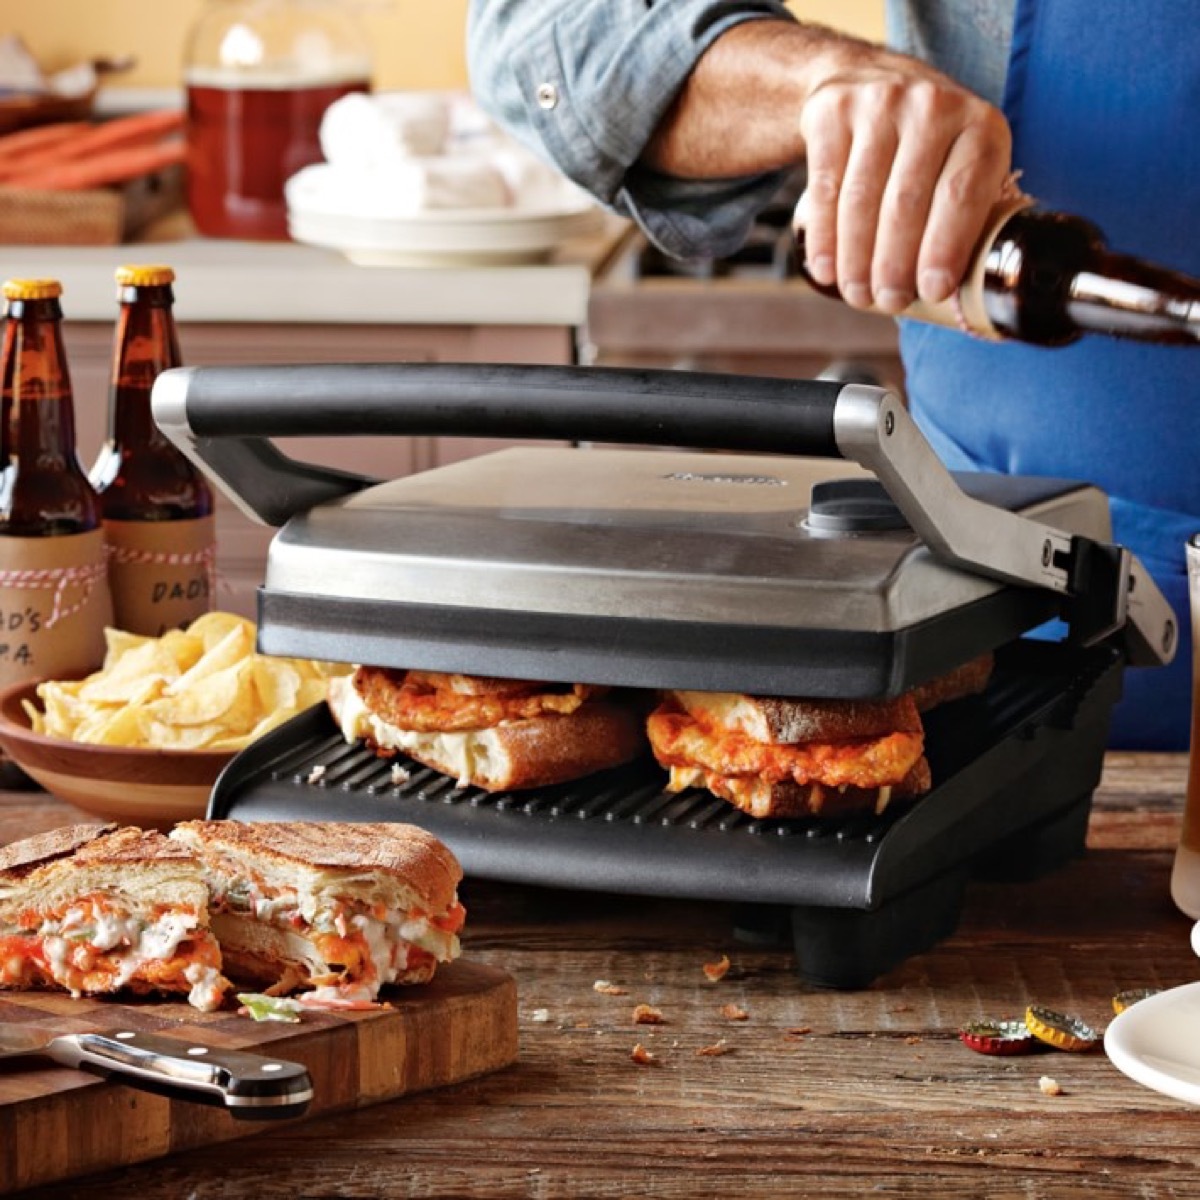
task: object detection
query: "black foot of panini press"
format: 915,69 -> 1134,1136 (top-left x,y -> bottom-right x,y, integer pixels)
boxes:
152,362 -> 1176,990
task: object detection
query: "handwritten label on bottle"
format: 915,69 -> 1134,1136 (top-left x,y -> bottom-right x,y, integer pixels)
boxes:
103,515 -> 216,637
0,529 -> 113,685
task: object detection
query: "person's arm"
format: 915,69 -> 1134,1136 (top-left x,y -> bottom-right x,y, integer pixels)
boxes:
644,20 -> 1013,313
468,2 -> 1012,311
467,0 -> 796,259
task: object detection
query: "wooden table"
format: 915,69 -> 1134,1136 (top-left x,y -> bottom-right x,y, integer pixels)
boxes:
3,753 -> 1198,1198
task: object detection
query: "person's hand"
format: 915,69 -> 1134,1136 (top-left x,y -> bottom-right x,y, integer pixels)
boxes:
793,44 -> 1013,314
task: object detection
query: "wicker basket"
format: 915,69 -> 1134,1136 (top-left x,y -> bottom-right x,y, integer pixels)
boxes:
0,164 -> 184,245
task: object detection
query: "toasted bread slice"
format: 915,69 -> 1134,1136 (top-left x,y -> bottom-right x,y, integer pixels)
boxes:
909,652 -> 995,712
328,672 -> 644,791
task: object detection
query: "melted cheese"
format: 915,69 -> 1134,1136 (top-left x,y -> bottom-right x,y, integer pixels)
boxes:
13,904 -> 224,1008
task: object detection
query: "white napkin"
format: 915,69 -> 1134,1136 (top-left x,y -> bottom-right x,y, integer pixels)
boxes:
319,91 -> 452,167
301,91 -> 587,219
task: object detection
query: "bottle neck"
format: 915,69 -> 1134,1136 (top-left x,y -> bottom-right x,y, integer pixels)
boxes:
4,298 -> 79,461
1,298 -> 100,534
109,287 -> 182,446
1064,251 -> 1200,345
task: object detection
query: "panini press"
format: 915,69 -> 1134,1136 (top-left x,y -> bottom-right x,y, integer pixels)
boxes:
152,364 -> 1177,988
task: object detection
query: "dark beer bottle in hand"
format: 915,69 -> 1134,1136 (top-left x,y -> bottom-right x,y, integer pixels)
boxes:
90,265 -> 215,635
795,196 -> 1200,346
0,278 -> 112,690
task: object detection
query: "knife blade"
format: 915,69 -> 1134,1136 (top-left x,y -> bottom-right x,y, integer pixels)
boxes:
0,1023 -> 313,1119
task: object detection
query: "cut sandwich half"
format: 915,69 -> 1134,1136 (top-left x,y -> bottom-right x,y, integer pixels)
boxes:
170,820 -> 465,1007
646,690 -> 932,819
0,823 -> 229,1010
328,667 -> 646,792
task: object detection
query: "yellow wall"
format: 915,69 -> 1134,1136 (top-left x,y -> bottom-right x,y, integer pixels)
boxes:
0,1 -> 884,92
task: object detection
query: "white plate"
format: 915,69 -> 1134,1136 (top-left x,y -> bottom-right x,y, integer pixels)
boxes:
1105,981 -> 1200,1106
287,200 -> 604,268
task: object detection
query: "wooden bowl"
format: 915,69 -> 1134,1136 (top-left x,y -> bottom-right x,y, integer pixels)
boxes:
0,679 -> 233,829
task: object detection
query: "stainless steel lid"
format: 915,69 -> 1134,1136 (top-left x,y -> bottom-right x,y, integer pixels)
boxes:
150,362 -> 1177,696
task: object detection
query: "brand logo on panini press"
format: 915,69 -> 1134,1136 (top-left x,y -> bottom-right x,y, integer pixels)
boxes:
662,471 -> 788,488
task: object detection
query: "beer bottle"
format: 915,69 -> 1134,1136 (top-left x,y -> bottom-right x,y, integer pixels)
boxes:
795,197 -> 1200,345
0,278 -> 112,688
90,265 -> 215,635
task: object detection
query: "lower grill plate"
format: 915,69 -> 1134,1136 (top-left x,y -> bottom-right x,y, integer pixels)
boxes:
208,639 -> 1122,987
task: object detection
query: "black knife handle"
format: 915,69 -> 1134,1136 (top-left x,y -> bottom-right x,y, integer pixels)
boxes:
52,1030 -> 314,1120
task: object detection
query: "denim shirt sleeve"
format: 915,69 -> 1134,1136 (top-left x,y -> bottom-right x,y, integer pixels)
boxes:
466,0 -> 797,258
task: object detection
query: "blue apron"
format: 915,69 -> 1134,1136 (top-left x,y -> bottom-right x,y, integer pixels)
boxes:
900,0 -> 1200,749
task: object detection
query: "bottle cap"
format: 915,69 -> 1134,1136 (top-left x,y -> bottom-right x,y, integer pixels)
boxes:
958,1019 -> 1039,1056
3,278 -> 63,301
1112,988 -> 1159,1015
1024,1005 -> 1100,1052
115,265 -> 175,287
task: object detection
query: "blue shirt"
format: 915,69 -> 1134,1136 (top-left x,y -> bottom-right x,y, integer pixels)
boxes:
466,1 -> 1016,258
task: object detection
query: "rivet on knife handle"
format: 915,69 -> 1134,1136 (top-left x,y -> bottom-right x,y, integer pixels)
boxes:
49,1030 -> 314,1119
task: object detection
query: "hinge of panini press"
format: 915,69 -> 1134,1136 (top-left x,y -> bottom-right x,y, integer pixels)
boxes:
831,385 -> 1177,667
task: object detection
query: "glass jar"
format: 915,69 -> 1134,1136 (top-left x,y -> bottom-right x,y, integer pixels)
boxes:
184,0 -> 372,241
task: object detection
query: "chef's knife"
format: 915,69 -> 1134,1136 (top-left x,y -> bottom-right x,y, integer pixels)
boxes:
0,1023 -> 313,1119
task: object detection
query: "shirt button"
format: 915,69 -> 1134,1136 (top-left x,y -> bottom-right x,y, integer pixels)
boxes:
536,82 -> 559,110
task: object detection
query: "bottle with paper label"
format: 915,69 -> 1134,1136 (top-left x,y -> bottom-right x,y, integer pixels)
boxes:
0,278 -> 112,687
90,265 -> 216,636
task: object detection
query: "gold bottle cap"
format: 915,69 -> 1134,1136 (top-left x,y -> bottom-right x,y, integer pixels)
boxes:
115,265 -> 175,287
1112,988 -> 1160,1015
1025,1005 -> 1100,1052
3,278 -> 63,301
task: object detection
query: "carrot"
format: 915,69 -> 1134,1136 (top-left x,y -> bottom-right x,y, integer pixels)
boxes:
0,110 -> 185,185
5,139 -> 184,190
58,109 -> 184,157
0,121 -> 91,163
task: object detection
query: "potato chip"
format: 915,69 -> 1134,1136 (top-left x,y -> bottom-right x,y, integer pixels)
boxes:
186,611 -> 256,654
252,659 -> 302,713
78,639 -> 184,704
24,611 -> 349,753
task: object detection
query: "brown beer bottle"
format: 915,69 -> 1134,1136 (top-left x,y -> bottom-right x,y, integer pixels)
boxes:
0,278 -> 112,687
90,265 -> 215,635
795,198 -> 1200,345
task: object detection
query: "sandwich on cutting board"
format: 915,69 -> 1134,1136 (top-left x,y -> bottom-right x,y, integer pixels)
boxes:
0,820 -> 465,1012
327,667 -> 646,791
0,823 -> 229,1010
170,820 -> 466,1006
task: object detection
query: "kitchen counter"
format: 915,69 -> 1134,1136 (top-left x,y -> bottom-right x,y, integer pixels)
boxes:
0,210 -> 629,327
3,752 -> 1199,1199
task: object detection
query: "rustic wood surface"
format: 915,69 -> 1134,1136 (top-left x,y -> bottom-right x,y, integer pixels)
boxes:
2,752 -> 1198,1199
0,959 -> 517,1196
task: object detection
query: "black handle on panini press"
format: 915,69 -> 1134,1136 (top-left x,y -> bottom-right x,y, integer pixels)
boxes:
150,362 -> 845,526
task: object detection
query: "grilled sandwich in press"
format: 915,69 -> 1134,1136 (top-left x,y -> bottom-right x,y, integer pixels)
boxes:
170,820 -> 465,1007
646,654 -> 994,820
327,667 -> 646,791
0,823 -> 229,1011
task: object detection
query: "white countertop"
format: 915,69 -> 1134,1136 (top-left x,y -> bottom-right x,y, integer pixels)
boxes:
0,215 -> 629,327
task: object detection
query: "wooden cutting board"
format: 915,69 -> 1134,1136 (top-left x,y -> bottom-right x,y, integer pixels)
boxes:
0,958 -> 517,1195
